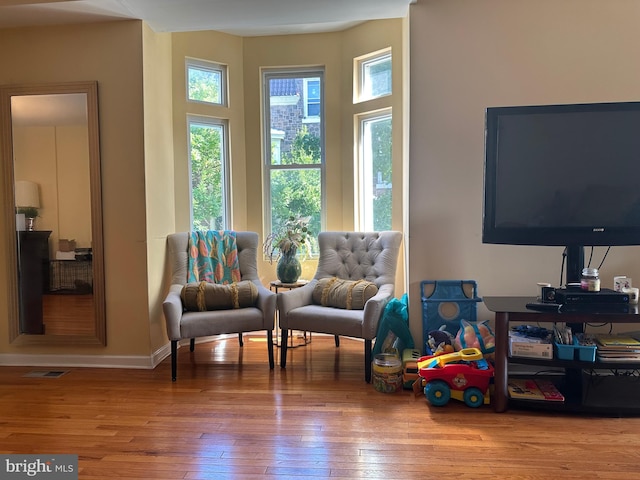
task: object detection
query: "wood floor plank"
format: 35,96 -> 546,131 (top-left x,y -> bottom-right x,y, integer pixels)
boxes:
2,334 -> 640,478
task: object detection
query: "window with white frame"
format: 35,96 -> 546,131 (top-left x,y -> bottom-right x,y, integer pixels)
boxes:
357,111 -> 392,231
303,78 -> 321,121
188,115 -> 230,231
186,58 -> 227,106
356,49 -> 392,102
263,69 -> 324,253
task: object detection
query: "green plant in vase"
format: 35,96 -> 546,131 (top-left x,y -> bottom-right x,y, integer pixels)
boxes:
263,215 -> 313,284
17,206 -> 38,218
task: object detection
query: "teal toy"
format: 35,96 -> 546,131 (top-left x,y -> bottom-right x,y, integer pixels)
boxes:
372,294 -> 414,357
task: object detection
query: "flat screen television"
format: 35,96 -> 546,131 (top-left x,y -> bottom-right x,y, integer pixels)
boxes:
483,101 -> 640,285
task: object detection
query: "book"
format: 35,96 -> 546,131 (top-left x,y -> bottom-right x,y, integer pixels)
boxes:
595,335 -> 640,348
508,379 -> 545,400
596,348 -> 640,355
534,380 -> 565,402
507,379 -> 565,402
597,355 -> 640,363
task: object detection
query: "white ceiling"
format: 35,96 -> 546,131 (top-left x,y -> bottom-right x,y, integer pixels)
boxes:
0,0 -> 413,36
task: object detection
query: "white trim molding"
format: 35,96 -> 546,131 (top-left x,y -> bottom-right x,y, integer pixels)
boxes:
0,343 -> 172,369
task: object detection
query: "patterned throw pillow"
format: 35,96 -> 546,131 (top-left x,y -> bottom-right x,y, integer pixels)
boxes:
312,277 -> 378,310
181,280 -> 258,311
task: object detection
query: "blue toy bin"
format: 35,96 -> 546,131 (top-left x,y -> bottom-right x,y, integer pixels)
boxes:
421,280 -> 481,338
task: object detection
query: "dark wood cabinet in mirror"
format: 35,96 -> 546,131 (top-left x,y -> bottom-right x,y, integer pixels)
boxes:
0,82 -> 105,345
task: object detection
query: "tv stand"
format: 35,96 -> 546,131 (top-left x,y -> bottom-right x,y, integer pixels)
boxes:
485,296 -> 640,416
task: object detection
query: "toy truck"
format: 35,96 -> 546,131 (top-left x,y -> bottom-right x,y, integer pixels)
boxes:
417,347 -> 494,408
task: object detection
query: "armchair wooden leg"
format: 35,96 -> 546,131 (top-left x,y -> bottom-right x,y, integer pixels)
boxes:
171,340 -> 178,381
267,330 -> 275,369
334,335 -> 340,347
238,333 -> 244,347
364,339 -> 372,383
280,329 -> 289,368
190,338 -> 195,352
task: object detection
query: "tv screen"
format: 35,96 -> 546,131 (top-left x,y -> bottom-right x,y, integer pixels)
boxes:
483,101 -> 640,249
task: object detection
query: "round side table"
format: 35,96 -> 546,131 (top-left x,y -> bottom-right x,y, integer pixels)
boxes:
270,279 -> 311,348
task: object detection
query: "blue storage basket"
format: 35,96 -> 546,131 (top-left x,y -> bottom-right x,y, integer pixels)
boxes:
555,341 -> 575,361
555,338 -> 597,362
574,337 -> 597,362
421,280 -> 481,346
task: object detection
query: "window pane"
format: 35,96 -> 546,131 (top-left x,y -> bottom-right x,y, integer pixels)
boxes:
270,168 -> 322,246
306,79 -> 320,117
363,55 -> 392,100
265,71 -> 324,255
362,115 -> 392,231
188,66 -> 222,104
268,78 -> 322,166
190,122 -> 226,230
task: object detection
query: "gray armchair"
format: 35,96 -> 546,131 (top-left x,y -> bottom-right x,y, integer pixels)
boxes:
162,232 -> 276,381
278,231 -> 403,382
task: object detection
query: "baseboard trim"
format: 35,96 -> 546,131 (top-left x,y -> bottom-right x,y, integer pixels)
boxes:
0,335 -> 256,370
0,343 -> 172,369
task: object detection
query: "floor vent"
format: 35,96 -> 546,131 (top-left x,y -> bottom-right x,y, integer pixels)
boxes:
23,370 -> 69,378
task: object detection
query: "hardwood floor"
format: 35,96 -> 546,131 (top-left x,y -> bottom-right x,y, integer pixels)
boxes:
42,293 -> 96,336
1,335 -> 640,479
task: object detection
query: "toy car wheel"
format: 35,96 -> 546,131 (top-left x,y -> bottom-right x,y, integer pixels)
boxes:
463,387 -> 484,408
424,380 -> 451,406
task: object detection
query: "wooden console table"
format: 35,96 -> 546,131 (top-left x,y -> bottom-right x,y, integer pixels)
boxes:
485,296 -> 640,415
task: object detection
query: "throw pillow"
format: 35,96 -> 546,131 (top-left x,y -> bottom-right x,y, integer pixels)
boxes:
181,280 -> 258,311
312,277 -> 379,310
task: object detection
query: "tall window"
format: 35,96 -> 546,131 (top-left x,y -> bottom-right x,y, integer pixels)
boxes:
358,111 -> 392,231
186,58 -> 227,106
263,69 -> 324,251
188,116 -> 230,231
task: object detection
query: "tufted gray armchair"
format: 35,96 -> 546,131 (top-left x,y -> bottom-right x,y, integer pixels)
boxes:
278,231 -> 403,382
162,232 -> 276,381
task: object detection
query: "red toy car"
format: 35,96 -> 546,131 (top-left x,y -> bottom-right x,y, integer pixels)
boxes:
417,348 -> 494,408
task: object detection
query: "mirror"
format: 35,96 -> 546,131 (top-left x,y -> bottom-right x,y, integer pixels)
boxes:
1,81 -> 105,345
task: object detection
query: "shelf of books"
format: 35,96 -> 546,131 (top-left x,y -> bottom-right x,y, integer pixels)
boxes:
507,374 -> 640,415
507,332 -> 640,415
485,296 -> 640,415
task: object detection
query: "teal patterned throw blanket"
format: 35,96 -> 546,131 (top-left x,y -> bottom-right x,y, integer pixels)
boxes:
187,231 -> 241,284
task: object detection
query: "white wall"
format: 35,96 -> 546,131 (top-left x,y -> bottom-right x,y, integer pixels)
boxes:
409,0 -> 640,347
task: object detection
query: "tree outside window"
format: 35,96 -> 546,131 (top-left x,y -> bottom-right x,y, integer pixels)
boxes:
186,58 -> 226,106
264,70 -> 324,254
189,117 -> 229,231
360,113 -> 392,231
356,49 -> 392,102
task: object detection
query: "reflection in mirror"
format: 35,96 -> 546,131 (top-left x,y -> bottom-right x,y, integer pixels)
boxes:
0,82 -> 105,345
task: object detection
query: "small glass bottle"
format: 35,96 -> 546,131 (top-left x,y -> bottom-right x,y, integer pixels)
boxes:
581,267 -> 600,292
